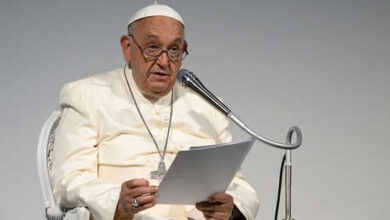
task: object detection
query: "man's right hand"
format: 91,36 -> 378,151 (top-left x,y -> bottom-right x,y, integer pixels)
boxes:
114,178 -> 159,220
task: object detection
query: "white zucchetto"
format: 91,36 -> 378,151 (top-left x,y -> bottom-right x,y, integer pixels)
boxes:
128,4 -> 184,27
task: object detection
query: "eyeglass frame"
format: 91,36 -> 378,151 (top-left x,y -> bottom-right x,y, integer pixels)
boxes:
128,34 -> 188,62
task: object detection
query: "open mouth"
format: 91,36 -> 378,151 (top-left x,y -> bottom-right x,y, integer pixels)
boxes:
151,72 -> 170,77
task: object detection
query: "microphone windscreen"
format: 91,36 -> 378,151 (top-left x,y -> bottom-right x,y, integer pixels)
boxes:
176,69 -> 192,85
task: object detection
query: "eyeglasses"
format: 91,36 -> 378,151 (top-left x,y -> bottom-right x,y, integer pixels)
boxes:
128,34 -> 188,61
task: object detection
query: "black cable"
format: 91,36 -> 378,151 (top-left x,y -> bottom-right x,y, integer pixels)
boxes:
274,154 -> 286,220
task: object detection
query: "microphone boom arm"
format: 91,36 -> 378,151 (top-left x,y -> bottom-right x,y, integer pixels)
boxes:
228,113 -> 302,150
180,70 -> 302,150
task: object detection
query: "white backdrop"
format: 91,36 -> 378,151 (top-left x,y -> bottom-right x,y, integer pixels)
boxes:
1,0 -> 389,219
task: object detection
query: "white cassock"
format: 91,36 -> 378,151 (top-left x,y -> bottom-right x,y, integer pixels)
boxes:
52,66 -> 259,220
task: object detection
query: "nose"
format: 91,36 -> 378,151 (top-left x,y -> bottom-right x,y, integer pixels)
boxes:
155,51 -> 169,69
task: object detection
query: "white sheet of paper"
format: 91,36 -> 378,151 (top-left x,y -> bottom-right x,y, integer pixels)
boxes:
157,138 -> 255,204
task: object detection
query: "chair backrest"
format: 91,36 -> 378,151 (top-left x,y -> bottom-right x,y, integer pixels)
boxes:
37,110 -> 61,208
37,111 -> 91,220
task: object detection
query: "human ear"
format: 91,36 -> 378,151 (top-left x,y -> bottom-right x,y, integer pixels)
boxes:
120,35 -> 132,63
183,40 -> 188,52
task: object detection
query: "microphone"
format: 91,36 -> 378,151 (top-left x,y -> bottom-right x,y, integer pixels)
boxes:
176,68 -> 302,149
176,69 -> 231,115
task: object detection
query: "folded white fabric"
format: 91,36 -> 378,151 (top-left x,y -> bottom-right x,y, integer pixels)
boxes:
63,207 -> 90,220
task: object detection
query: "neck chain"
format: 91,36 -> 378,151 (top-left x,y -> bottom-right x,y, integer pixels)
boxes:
123,65 -> 173,180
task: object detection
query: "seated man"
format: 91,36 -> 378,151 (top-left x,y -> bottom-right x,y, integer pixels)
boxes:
52,4 -> 259,220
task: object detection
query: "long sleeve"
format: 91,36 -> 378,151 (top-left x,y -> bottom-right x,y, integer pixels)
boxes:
214,109 -> 260,220
51,81 -> 121,220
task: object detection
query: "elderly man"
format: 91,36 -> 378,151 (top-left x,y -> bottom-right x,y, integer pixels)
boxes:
52,4 -> 259,220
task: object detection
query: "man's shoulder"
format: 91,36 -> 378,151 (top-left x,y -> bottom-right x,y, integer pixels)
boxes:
64,68 -> 122,89
59,68 -> 123,103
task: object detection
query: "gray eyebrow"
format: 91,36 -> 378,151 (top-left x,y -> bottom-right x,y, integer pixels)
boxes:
143,35 -> 184,46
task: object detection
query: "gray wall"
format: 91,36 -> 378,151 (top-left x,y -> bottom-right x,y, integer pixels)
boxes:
1,0 -> 389,219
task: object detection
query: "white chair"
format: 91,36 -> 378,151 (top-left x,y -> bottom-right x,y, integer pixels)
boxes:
37,111 -> 90,220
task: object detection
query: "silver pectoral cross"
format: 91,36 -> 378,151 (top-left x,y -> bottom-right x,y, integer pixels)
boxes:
150,160 -> 167,180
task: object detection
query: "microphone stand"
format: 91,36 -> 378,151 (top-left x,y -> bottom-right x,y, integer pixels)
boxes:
284,149 -> 293,220
228,113 -> 301,220
178,70 -> 302,220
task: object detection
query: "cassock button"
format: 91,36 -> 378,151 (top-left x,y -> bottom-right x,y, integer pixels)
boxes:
163,115 -> 169,121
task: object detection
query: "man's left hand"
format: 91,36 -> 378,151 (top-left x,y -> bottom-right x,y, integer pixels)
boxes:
195,192 -> 235,220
